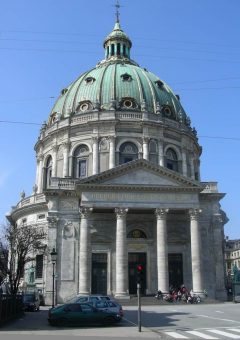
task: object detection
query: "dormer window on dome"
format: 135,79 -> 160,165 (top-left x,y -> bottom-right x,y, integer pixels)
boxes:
85,77 -> 96,85
155,80 -> 164,88
61,88 -> 68,95
121,73 -> 132,82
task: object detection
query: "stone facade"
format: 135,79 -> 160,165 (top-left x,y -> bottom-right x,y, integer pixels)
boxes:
7,19 -> 228,303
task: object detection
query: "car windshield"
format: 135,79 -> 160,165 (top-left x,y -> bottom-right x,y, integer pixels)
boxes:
23,295 -> 35,302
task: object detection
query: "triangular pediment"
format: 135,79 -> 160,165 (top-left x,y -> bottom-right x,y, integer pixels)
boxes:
77,159 -> 202,190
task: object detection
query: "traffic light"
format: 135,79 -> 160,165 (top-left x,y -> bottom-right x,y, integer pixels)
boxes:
137,264 -> 144,284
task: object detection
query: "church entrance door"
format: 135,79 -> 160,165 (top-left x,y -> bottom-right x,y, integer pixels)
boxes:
91,253 -> 107,295
128,252 -> 146,295
168,253 -> 183,289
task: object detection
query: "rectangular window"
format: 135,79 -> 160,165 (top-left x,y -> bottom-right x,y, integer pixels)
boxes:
79,160 -> 87,178
35,254 -> 43,279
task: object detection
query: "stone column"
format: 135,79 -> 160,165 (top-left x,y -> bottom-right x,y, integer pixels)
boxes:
115,208 -> 129,297
92,137 -> 99,175
189,209 -> 204,295
37,154 -> 44,193
155,208 -> 169,293
182,150 -> 187,177
142,137 -> 149,161
158,140 -> 164,166
63,142 -> 70,177
109,136 -> 115,169
78,207 -> 93,295
52,145 -> 58,177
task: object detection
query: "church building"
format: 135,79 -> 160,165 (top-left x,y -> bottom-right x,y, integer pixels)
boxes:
7,17 -> 228,303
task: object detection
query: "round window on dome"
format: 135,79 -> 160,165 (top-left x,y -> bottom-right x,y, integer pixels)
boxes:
123,100 -> 133,108
163,106 -> 172,117
80,103 -> 89,112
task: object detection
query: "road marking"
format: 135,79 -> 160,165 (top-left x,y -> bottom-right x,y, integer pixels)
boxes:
186,330 -> 219,339
164,331 -> 188,338
208,329 -> 240,338
215,311 -> 224,313
122,317 -> 137,326
228,329 -> 240,333
197,315 -> 240,324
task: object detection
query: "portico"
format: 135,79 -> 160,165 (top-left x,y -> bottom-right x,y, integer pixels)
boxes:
76,159 -> 205,297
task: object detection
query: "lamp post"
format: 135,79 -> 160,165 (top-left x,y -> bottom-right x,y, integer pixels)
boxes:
50,248 -> 57,308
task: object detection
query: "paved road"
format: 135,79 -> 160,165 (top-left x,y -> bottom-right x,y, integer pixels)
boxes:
0,302 -> 240,339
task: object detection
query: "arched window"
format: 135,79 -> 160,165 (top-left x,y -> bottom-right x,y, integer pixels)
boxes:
165,148 -> 178,172
119,142 -> 138,164
45,156 -> 52,188
127,229 -> 147,239
73,144 -> 89,178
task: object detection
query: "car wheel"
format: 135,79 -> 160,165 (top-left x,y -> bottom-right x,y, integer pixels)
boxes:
57,317 -> 68,326
48,320 -> 57,326
103,316 -> 116,326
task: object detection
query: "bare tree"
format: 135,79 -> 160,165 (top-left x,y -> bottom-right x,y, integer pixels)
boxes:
0,222 -> 46,295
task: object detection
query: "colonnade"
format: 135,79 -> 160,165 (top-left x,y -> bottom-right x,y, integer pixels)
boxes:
78,206 -> 204,297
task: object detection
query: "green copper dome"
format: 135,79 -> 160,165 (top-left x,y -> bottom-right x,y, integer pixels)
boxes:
49,22 -> 191,128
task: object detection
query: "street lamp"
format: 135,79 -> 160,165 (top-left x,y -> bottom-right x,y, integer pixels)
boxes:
50,248 -> 57,308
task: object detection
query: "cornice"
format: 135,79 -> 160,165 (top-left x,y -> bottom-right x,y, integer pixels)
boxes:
77,159 -> 203,188
76,183 -> 202,193
199,192 -> 226,201
9,202 -> 48,222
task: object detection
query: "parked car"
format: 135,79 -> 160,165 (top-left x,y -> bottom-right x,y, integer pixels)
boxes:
94,300 -> 124,317
22,292 -> 40,312
48,302 -> 122,326
67,294 -> 115,304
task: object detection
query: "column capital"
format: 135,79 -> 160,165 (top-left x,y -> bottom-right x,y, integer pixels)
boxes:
47,216 -> 59,228
155,208 -> 169,219
108,135 -> 116,143
79,207 -> 93,218
52,145 -> 59,152
212,213 -> 223,225
92,136 -> 99,143
115,208 -> 128,219
62,141 -> 71,150
37,154 -> 44,162
142,136 -> 150,144
189,208 -> 202,220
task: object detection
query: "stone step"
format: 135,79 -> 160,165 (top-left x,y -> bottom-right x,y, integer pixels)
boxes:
115,296 -> 221,306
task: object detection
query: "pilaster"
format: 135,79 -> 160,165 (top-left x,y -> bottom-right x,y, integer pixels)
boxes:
78,207 -> 93,294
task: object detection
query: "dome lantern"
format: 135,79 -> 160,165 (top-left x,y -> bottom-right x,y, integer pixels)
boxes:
103,20 -> 132,60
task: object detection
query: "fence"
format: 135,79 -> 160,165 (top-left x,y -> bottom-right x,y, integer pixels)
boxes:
0,294 -> 23,326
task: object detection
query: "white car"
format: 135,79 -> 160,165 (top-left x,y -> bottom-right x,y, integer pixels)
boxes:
67,294 -> 115,304
94,300 -> 124,317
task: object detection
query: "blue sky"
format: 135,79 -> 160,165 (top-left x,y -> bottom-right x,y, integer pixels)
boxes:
0,0 -> 239,239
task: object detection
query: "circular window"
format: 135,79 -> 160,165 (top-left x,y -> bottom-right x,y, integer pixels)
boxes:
164,106 -> 171,117
80,103 -> 89,112
123,100 -> 133,108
